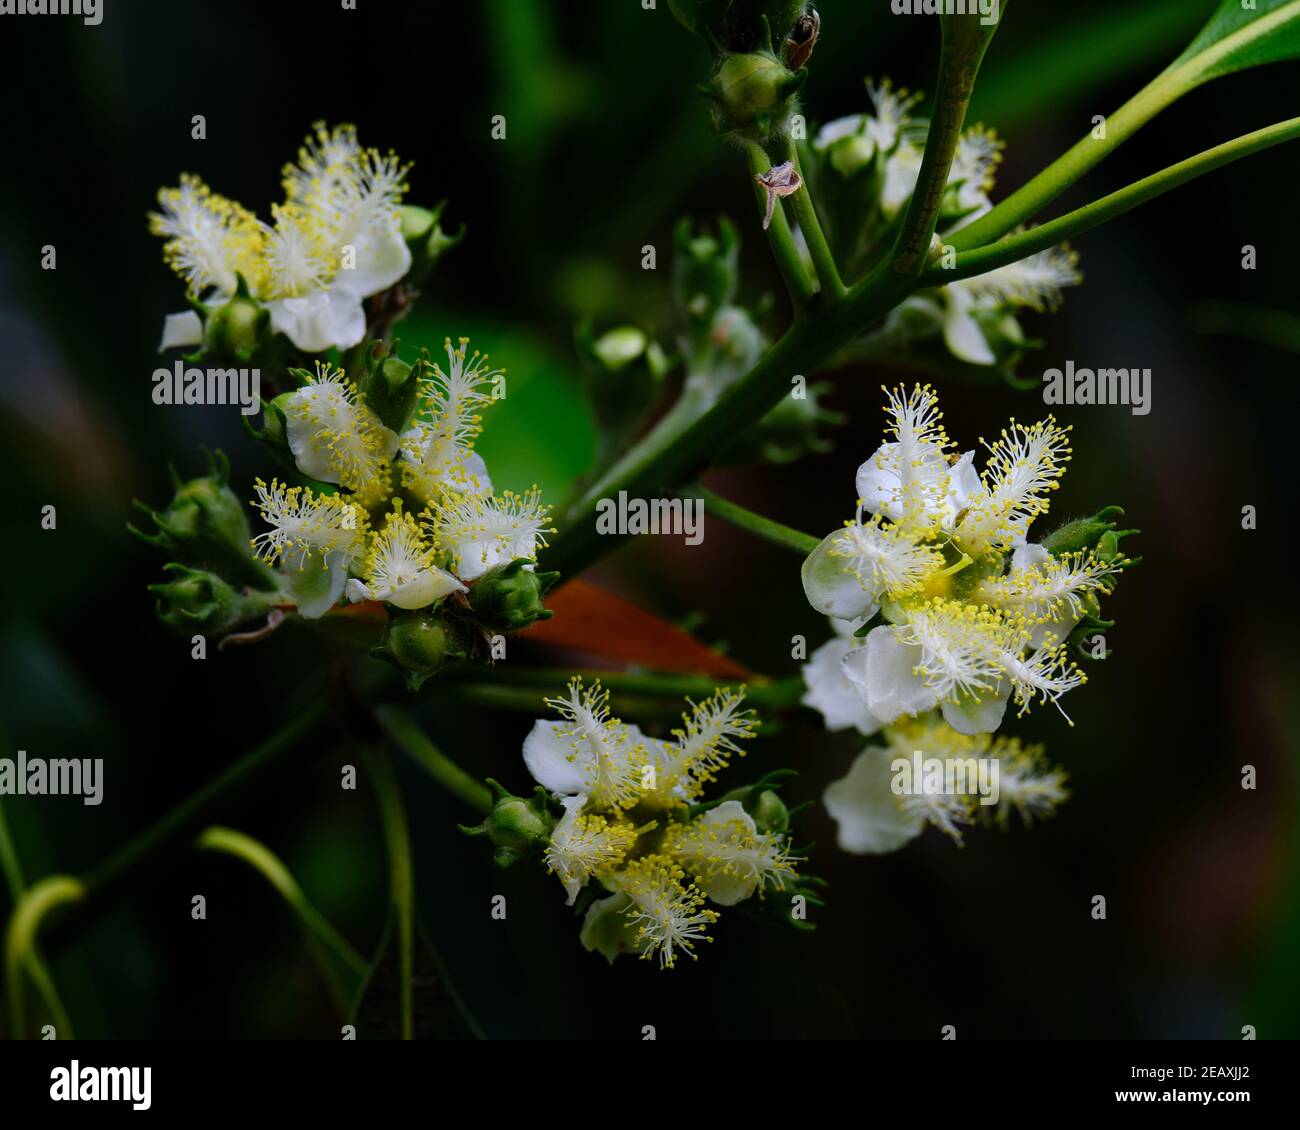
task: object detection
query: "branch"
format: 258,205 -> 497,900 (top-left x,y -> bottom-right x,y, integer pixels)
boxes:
692,485 -> 820,555
925,117 -> 1300,286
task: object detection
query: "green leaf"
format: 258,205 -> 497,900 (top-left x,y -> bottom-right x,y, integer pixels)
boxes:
1169,0 -> 1300,84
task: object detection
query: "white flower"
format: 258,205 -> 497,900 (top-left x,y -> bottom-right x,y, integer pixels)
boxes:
955,416 -> 1072,556
249,478 -> 367,619
663,800 -> 796,906
639,688 -> 755,809
344,500 -> 464,609
801,623 -> 884,736
424,486 -> 552,582
544,796 -> 636,905
400,338 -> 500,503
937,245 -> 1081,366
610,857 -> 717,969
975,542 -> 1117,648
281,362 -> 399,505
855,384 -> 979,532
823,745 -> 925,855
522,679 -> 648,811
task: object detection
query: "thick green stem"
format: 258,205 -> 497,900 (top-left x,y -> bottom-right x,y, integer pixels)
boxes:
892,14 -> 1002,278
691,485 -> 820,555
927,116 -> 1300,285
374,706 -> 492,814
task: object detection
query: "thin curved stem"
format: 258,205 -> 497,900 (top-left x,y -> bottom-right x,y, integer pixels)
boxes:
374,706 -> 492,814
691,485 -> 820,556
926,117 -> 1300,285
5,876 -> 84,1039
437,664 -> 806,706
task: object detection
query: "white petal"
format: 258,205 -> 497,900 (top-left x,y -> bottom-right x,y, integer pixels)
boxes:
522,719 -> 588,795
345,579 -> 374,604
267,289 -> 367,353
844,626 -> 939,723
158,310 -> 204,352
386,568 -> 466,610
692,801 -> 761,906
331,224 -> 412,299
284,553 -> 349,620
802,637 -> 883,736
823,747 -> 925,855
1011,542 -> 1050,571
941,682 -> 1010,735
948,450 -> 982,516
942,286 -> 996,365
801,529 -> 880,623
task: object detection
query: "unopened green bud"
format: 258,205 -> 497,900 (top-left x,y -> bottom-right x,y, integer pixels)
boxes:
360,342 -> 422,433
576,323 -> 670,474
748,788 -> 790,834
460,780 -> 556,867
701,51 -> 805,139
400,203 -> 464,284
674,217 -> 740,327
148,564 -> 274,636
468,558 -> 559,633
374,609 -> 453,689
204,286 -> 270,364
129,450 -> 275,589
1041,507 -> 1139,559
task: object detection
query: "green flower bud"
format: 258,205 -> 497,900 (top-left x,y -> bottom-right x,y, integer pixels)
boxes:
719,378 -> 846,466
399,202 -> 464,284
129,450 -> 276,590
747,788 -> 790,835
467,558 -> 559,633
148,564 -> 275,636
579,890 -> 645,965
673,217 -> 740,329
575,323 -> 670,475
359,342 -> 423,433
1041,507 -> 1140,561
204,282 -> 270,365
373,608 -> 455,690
701,50 -> 806,140
460,780 -> 556,868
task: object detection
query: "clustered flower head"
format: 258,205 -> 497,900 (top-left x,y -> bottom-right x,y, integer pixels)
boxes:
250,341 -> 554,628
150,123 -> 415,354
810,79 -> 1082,368
472,678 -> 811,969
802,383 -> 1134,740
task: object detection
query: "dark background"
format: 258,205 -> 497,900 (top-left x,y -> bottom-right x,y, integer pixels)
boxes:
0,0 -> 1297,1039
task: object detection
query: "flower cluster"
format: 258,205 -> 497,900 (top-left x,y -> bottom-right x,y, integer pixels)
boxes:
138,125 -> 554,684
809,80 -> 1082,369
802,383 -> 1134,739
249,342 -> 552,628
822,715 -> 1068,855
150,123 -> 421,355
468,679 -> 811,969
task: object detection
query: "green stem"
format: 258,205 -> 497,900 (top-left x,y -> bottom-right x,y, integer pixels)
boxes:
928,117 -> 1300,285
5,876 -> 84,1039
892,14 -> 1001,278
40,699 -> 334,953
374,706 -> 492,814
438,664 -> 807,706
362,747 -> 415,1041
691,485 -> 820,555
783,141 -> 846,301
746,142 -> 817,309
196,826 -> 369,1015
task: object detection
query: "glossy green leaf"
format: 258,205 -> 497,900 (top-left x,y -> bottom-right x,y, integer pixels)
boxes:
1169,0 -> 1300,84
